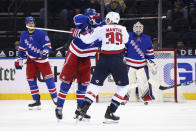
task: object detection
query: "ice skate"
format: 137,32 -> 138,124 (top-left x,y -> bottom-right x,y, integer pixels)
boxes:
74,108 -> 91,121
103,106 -> 119,124
74,104 -> 90,122
55,107 -> 63,121
144,101 -> 148,105
28,97 -> 41,110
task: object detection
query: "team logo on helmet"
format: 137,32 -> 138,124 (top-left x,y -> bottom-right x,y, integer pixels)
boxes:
133,21 -> 144,36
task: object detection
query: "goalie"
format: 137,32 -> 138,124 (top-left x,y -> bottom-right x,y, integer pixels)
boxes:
123,21 -> 158,104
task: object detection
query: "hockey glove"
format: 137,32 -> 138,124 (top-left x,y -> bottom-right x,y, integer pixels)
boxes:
147,59 -> 158,75
89,15 -> 102,25
40,49 -> 49,59
70,28 -> 81,38
14,57 -> 23,70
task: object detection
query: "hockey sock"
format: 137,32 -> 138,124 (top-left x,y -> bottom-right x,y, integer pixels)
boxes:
76,84 -> 87,108
45,77 -> 57,99
109,99 -> 120,113
28,80 -> 39,101
57,82 -> 71,107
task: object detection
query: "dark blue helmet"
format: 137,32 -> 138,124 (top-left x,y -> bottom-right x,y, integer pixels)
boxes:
73,14 -> 90,30
25,16 -> 35,24
84,8 -> 97,16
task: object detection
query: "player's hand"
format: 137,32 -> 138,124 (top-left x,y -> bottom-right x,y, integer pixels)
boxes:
147,59 -> 158,75
70,28 -> 81,38
14,57 -> 23,70
40,49 -> 49,59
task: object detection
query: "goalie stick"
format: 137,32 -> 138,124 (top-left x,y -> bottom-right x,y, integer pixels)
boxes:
159,80 -> 196,90
26,26 -> 72,33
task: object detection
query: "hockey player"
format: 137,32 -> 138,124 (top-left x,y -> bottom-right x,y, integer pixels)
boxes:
123,21 -> 157,104
14,16 -> 57,109
72,12 -> 129,123
55,14 -> 100,120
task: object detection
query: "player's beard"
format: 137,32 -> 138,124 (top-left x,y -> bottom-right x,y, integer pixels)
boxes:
28,28 -> 34,32
28,25 -> 35,33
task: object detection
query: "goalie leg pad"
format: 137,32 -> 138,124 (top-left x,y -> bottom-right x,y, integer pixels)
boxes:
141,86 -> 155,101
137,68 -> 155,101
127,67 -> 138,95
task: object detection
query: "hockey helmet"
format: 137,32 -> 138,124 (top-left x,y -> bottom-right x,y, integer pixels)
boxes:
25,16 -> 35,24
133,21 -> 144,36
73,14 -> 89,30
84,8 -> 97,16
105,12 -> 120,24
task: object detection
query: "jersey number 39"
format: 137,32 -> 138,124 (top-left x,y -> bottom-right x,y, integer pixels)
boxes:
106,32 -> 122,45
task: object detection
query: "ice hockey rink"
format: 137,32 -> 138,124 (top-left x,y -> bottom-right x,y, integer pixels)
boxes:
0,100 -> 196,131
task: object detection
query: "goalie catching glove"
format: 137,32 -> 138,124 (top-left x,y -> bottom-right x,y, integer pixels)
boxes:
14,57 -> 23,69
147,59 -> 158,75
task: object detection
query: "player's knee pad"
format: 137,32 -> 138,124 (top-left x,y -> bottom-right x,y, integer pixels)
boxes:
85,83 -> 101,102
77,84 -> 87,94
45,77 -> 55,89
60,82 -> 71,94
112,85 -> 129,103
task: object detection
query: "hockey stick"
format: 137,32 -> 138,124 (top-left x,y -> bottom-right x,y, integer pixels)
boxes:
26,26 -> 71,33
120,16 -> 166,21
159,80 -> 196,90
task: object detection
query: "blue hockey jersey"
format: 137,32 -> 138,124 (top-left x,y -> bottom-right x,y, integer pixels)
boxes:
125,32 -> 154,67
69,14 -> 100,57
18,29 -> 51,63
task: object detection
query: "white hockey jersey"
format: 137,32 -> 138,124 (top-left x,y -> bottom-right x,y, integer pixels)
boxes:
80,24 -> 129,54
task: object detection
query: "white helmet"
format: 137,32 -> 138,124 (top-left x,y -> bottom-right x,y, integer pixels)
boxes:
105,12 -> 120,24
133,21 -> 144,36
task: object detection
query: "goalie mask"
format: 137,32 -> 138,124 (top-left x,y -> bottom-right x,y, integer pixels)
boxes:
133,21 -> 144,36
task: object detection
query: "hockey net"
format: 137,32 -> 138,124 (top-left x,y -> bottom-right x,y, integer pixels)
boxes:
97,49 -> 185,103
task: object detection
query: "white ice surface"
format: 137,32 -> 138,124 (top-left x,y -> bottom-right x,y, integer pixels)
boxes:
0,100 -> 196,131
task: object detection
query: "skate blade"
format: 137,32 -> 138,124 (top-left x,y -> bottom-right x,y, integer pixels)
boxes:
28,106 -> 41,110
103,119 -> 119,124
75,116 -> 90,123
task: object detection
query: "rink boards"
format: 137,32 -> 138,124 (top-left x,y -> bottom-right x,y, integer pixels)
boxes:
0,57 -> 196,100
